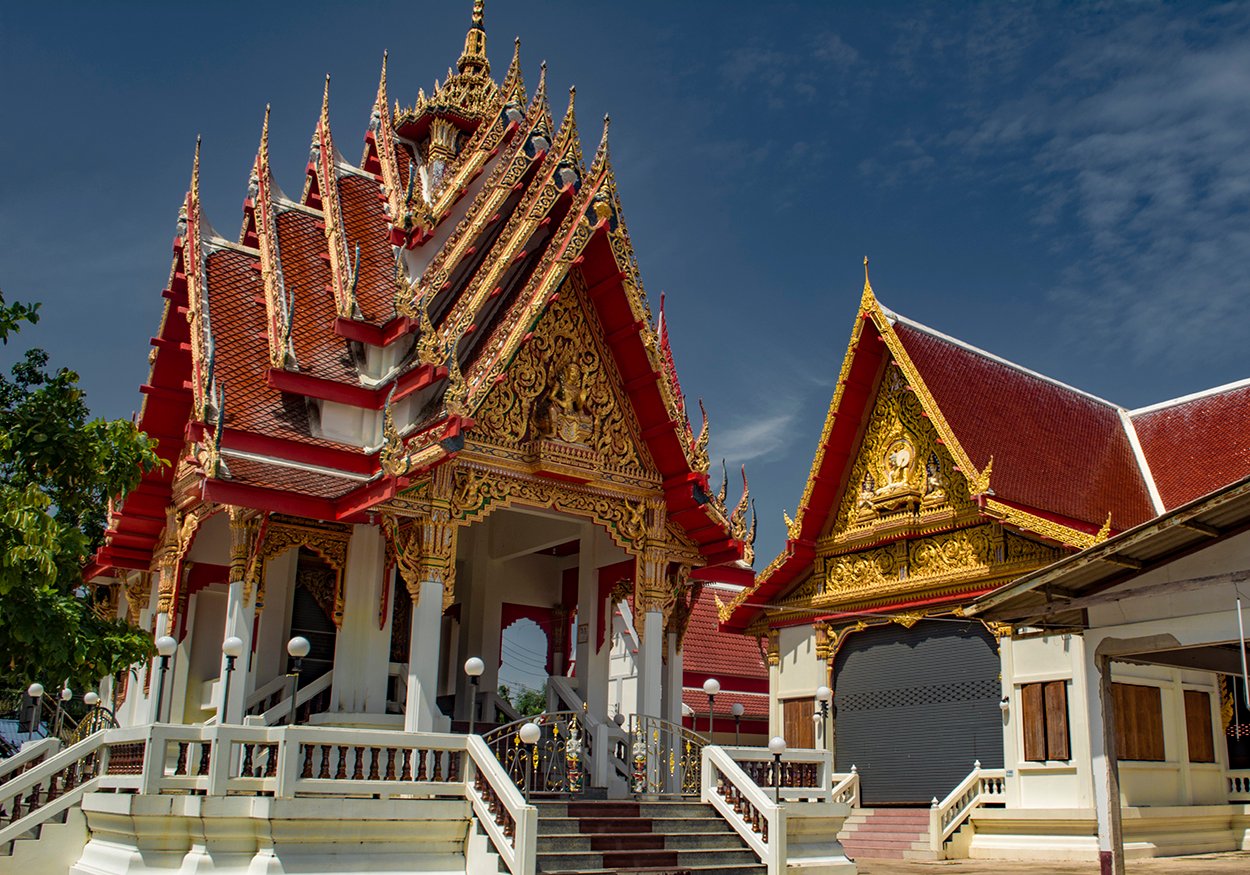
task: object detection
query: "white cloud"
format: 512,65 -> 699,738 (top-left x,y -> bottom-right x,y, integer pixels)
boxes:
711,394 -> 803,465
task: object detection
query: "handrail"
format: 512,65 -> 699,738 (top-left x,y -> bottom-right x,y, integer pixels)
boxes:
928,760 -> 1006,852
830,766 -> 860,807
0,737 -> 60,785
1229,768 -> 1250,801
0,730 -> 109,852
257,671 -> 334,726
547,677 -> 629,789
702,745 -> 785,875
722,744 -> 833,803
466,734 -> 536,875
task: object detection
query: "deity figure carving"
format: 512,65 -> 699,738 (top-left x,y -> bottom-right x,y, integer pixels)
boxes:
536,359 -> 592,444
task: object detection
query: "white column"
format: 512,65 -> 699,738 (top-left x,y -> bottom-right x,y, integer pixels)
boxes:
1084,639 -> 1124,875
330,524 -> 391,714
637,610 -> 664,718
576,527 -> 609,720
405,578 -> 445,732
217,579 -> 256,724
663,632 -> 684,726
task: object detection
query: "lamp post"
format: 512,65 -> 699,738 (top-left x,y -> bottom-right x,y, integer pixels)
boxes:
286,637 -> 311,726
816,684 -> 832,747
26,683 -> 44,736
54,686 -> 72,737
519,721 -> 541,801
154,635 -> 177,723
731,702 -> 744,746
84,692 -> 100,708
768,736 -> 787,804
464,657 -> 485,735
220,636 -> 244,724
703,678 -> 720,740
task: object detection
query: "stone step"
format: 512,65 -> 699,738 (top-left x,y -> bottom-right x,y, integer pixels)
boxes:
538,815 -> 735,836
535,846 -> 759,873
537,830 -> 747,853
536,800 -> 714,819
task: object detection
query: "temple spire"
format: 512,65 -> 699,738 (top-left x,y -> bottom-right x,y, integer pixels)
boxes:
458,0 -> 489,76
860,254 -> 877,309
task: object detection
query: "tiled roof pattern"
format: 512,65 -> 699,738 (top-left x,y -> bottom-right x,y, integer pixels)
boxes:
203,247 -> 361,454
893,323 -> 1156,529
275,210 -> 359,383
1132,382 -> 1250,510
337,172 -> 396,324
682,689 -> 769,719
681,589 -> 767,679
220,455 -> 363,499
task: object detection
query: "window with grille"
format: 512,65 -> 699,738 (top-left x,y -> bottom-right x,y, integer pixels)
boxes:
1020,680 -> 1070,762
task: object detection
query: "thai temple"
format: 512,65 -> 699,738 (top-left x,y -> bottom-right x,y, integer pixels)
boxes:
1,4 -> 1248,874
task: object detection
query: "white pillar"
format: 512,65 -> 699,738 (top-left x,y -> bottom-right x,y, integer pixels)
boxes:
218,579 -> 256,724
1085,640 -> 1124,875
576,527 -> 609,720
663,631 -> 684,726
405,578 -> 445,732
637,610 -> 664,718
330,525 -> 391,714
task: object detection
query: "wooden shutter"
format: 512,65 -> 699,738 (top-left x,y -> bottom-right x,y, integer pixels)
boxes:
782,698 -> 815,749
1021,683 -> 1047,761
1113,683 -> 1165,761
1043,681 -> 1070,761
1184,690 -> 1215,763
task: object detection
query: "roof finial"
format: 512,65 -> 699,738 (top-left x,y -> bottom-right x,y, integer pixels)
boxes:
320,73 -> 331,130
861,254 -> 876,307
260,104 -> 271,160
190,135 -> 202,205
458,0 -> 490,76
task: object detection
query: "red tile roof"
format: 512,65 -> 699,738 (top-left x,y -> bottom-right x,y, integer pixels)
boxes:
681,587 -> 767,680
337,172 -> 397,324
219,456 -> 362,499
1132,380 -> 1250,510
682,688 -> 769,719
893,320 -> 1157,530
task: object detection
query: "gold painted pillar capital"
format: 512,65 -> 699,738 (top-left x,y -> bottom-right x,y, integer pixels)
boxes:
765,628 -> 780,667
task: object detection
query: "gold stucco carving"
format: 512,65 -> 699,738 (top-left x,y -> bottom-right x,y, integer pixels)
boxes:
245,514 -> 352,622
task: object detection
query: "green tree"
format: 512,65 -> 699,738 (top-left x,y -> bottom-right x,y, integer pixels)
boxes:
498,682 -> 548,717
0,292 -> 163,691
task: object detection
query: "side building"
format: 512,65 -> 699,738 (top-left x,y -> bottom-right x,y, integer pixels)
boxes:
722,263 -> 1250,838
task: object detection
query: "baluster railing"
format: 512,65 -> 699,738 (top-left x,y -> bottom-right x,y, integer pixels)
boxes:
928,760 -> 1007,853
702,745 -> 785,874
724,744 -> 833,803
465,734 -> 536,875
0,730 -> 111,853
830,765 -> 860,807
1229,769 -> 1250,801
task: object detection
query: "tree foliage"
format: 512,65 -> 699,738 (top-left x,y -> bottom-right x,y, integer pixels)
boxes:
498,683 -> 547,717
0,291 -> 163,690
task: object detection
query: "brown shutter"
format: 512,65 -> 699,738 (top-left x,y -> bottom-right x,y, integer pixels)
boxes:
1184,690 -> 1215,763
781,698 -> 815,749
1113,682 -> 1165,761
1043,681 -> 1070,761
1021,683 -> 1046,761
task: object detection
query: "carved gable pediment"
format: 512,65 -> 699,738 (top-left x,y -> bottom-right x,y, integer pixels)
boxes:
825,361 -> 975,547
468,272 -> 660,486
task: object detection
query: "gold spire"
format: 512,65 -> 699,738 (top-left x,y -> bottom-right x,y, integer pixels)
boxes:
589,113 -> 611,174
320,73 -> 331,132
501,36 -> 525,103
376,50 -> 389,108
860,254 -> 877,309
259,104 -> 271,167
190,135 -> 202,207
458,0 -> 489,76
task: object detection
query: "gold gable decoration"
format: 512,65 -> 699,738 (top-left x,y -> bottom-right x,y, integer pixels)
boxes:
470,276 -> 658,484
828,363 -> 974,546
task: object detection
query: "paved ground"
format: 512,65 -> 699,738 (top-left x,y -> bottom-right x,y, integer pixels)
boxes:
854,851 -> 1250,874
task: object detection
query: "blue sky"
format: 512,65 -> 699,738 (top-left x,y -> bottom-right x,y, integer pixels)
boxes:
2,1 -> 1248,598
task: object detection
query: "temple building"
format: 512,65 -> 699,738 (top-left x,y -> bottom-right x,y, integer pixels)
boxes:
723,266 -> 1250,859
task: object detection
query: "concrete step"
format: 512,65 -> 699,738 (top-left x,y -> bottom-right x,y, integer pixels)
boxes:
536,800 -> 714,819
539,815 -> 735,836
537,830 -> 746,853
535,846 -> 760,872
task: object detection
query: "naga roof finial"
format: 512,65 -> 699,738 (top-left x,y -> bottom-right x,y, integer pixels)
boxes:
458,0 -> 490,77
320,73 -> 331,131
860,254 -> 876,309
190,135 -> 202,206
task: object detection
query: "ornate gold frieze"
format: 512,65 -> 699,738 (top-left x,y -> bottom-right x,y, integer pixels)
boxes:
982,498 -> 1101,550
783,524 -> 1062,610
245,514 -> 352,621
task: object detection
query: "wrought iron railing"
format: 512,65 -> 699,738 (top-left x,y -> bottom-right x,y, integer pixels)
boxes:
482,712 -> 589,797
627,714 -> 706,796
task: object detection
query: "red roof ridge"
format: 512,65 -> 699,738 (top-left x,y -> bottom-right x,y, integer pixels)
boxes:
1129,376 -> 1250,416
882,303 -> 1119,409
220,448 -> 373,483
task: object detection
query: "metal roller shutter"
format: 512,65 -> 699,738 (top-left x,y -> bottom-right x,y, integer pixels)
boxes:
833,620 -> 1003,804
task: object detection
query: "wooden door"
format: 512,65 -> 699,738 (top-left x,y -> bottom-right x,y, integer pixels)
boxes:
781,697 -> 816,749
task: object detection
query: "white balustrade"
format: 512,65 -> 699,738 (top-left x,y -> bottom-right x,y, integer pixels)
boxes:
723,744 -> 833,803
830,765 -> 860,807
1229,769 -> 1250,802
702,745 -> 786,875
928,760 -> 1006,852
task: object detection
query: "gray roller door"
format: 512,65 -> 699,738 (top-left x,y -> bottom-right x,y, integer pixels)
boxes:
833,620 -> 1003,805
